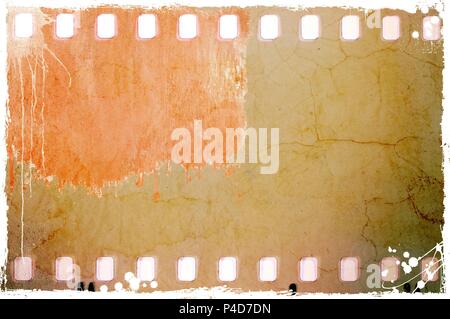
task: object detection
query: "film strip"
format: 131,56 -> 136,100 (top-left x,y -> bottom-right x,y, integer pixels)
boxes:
3,4 -> 445,294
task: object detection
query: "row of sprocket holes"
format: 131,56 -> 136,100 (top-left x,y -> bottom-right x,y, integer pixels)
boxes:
13,13 -> 442,41
13,256 -> 439,283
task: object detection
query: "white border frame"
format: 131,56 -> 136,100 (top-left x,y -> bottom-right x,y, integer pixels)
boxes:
0,0 -> 448,298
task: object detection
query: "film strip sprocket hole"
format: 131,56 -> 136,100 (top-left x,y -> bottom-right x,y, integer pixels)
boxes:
4,5 -> 445,294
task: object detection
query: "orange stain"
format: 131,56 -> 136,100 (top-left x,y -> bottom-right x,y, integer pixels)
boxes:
7,7 -> 249,190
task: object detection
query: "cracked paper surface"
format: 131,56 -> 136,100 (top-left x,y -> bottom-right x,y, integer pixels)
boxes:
4,6 -> 444,293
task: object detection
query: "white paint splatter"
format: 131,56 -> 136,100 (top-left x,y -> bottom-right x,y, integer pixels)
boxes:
408,257 -> 418,268
124,272 -> 134,282
388,246 -> 397,253
417,280 -> 425,289
129,277 -> 141,291
401,261 -> 412,274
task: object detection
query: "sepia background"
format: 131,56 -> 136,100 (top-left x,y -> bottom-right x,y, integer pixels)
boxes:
5,6 -> 444,293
